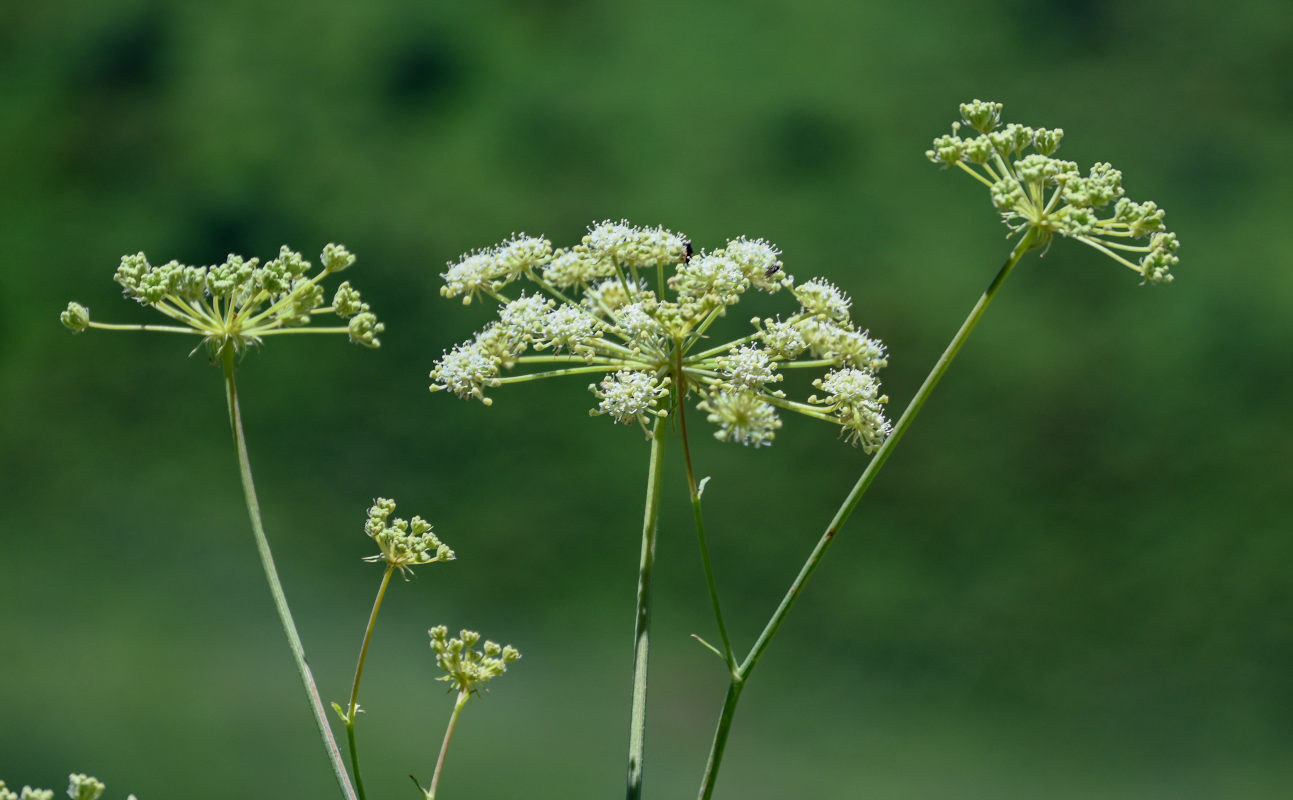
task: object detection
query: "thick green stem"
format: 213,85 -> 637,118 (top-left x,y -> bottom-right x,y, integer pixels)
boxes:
427,690 -> 471,800
695,231 -> 1039,800
221,348 -> 358,800
695,679 -> 744,799
344,565 -> 395,800
625,414 -> 669,800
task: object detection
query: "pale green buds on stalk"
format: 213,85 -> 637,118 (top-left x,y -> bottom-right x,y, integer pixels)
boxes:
429,626 -> 521,696
430,220 -> 891,449
322,242 -> 356,273
0,784 -> 49,800
59,302 -> 90,332
362,497 -> 453,577
66,776 -> 104,800
927,100 -> 1179,285
0,775 -> 133,800
60,244 -> 384,354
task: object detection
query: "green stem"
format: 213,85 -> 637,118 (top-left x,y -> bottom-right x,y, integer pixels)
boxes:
427,690 -> 471,800
85,321 -> 201,334
695,230 -> 1039,800
221,348 -> 358,800
625,414 -> 669,800
676,372 -> 736,674
695,679 -> 744,799
345,565 -> 395,800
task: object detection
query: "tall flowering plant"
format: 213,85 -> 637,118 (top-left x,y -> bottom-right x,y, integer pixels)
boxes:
430,221 -> 894,797
57,247 -> 521,800
429,99 -> 1179,799
27,98 -> 1183,800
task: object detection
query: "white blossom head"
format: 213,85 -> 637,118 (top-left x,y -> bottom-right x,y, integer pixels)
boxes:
431,221 -> 891,448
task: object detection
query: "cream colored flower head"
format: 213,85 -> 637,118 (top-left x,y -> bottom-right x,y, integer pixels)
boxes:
430,221 -> 891,451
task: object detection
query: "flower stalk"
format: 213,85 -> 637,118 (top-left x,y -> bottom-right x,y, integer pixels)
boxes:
63,244 -> 382,800
419,626 -> 520,799
694,229 -> 1039,799
677,388 -> 736,675
426,690 -> 471,800
342,564 -> 395,800
223,346 -> 359,800
625,413 -> 669,800
337,498 -> 454,800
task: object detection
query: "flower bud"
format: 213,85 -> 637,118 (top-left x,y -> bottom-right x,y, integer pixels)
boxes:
322,242 -> 356,273
60,302 -> 90,332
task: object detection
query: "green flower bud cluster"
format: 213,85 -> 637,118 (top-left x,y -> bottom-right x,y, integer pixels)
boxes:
362,497 -> 454,576
927,100 -> 1179,285
0,775 -> 133,800
59,302 -> 90,333
65,777 -> 104,800
428,626 -> 521,696
61,244 -> 384,354
431,221 -> 892,450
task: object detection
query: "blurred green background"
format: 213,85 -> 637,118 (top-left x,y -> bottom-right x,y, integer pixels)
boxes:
2,0 -> 1290,797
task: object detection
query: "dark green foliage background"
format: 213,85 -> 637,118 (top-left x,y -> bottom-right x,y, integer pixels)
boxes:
2,1 -> 1290,797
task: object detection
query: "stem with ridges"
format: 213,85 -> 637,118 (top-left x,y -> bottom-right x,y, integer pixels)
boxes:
696,230 -> 1039,799
625,413 -> 669,800
222,347 -> 358,800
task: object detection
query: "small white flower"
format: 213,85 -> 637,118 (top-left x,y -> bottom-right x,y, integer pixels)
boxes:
590,370 -> 670,428
540,304 -> 601,354
441,250 -> 505,304
494,234 -> 553,278
699,391 -> 782,447
716,345 -> 782,394
584,221 -> 689,268
793,278 -> 852,321
809,368 -> 891,452
671,252 -> 748,307
799,320 -> 887,371
497,293 -> 554,342
542,246 -> 614,288
613,302 -> 667,350
757,317 -> 807,359
431,342 -> 500,404
584,277 -> 651,315
724,236 -> 788,291
583,220 -> 637,256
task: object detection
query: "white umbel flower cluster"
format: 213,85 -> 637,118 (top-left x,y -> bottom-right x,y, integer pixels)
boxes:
430,221 -> 891,448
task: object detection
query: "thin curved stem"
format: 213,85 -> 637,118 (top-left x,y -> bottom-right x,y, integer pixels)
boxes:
344,565 -> 395,800
625,414 -> 669,800
696,230 -> 1040,800
675,370 -> 736,675
426,690 -> 471,799
222,348 -> 358,800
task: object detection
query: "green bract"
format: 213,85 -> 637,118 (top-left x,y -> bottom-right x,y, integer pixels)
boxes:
927,100 -> 1180,285
61,244 -> 384,355
430,221 -> 892,451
